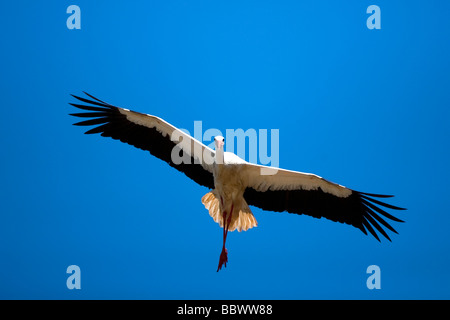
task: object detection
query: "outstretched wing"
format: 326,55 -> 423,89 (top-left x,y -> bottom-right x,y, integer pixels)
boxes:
242,164 -> 405,241
70,92 -> 215,189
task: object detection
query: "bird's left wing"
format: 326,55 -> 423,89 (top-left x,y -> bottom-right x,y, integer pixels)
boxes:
242,163 -> 405,241
70,92 -> 215,189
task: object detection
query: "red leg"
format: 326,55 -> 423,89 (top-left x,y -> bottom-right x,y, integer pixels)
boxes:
217,204 -> 234,272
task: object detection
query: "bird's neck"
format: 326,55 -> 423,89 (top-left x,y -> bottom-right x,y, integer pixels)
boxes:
215,148 -> 224,165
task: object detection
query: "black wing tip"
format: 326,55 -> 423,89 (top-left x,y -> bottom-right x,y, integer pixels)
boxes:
361,220 -> 390,242
70,93 -> 87,102
353,190 -> 405,242
82,91 -> 114,106
363,219 -> 381,242
69,92 -> 117,135
69,92 -> 116,114
69,92 -> 114,109
354,190 -> 407,210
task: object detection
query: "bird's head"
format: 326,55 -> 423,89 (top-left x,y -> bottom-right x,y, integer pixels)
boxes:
214,136 -> 225,150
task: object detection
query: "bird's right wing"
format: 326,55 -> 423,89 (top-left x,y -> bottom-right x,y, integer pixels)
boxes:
70,92 -> 215,189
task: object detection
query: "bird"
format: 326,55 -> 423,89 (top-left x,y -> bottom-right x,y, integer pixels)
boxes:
70,92 -> 406,272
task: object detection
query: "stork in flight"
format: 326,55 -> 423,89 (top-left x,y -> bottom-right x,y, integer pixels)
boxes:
70,92 -> 405,271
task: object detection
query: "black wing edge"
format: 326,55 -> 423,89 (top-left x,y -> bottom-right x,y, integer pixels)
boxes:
69,92 -> 215,189
243,187 -> 406,242
353,191 -> 406,242
69,92 -> 119,133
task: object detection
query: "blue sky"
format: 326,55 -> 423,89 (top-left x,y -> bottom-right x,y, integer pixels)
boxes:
0,1 -> 449,299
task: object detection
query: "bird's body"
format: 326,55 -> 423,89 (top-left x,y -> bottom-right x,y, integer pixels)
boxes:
213,161 -> 248,227
204,147 -> 259,270
211,151 -> 254,227
70,92 -> 406,271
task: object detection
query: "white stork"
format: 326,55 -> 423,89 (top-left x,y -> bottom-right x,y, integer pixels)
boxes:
70,92 -> 405,271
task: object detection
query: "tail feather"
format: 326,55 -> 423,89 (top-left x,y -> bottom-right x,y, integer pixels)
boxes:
201,190 -> 257,232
